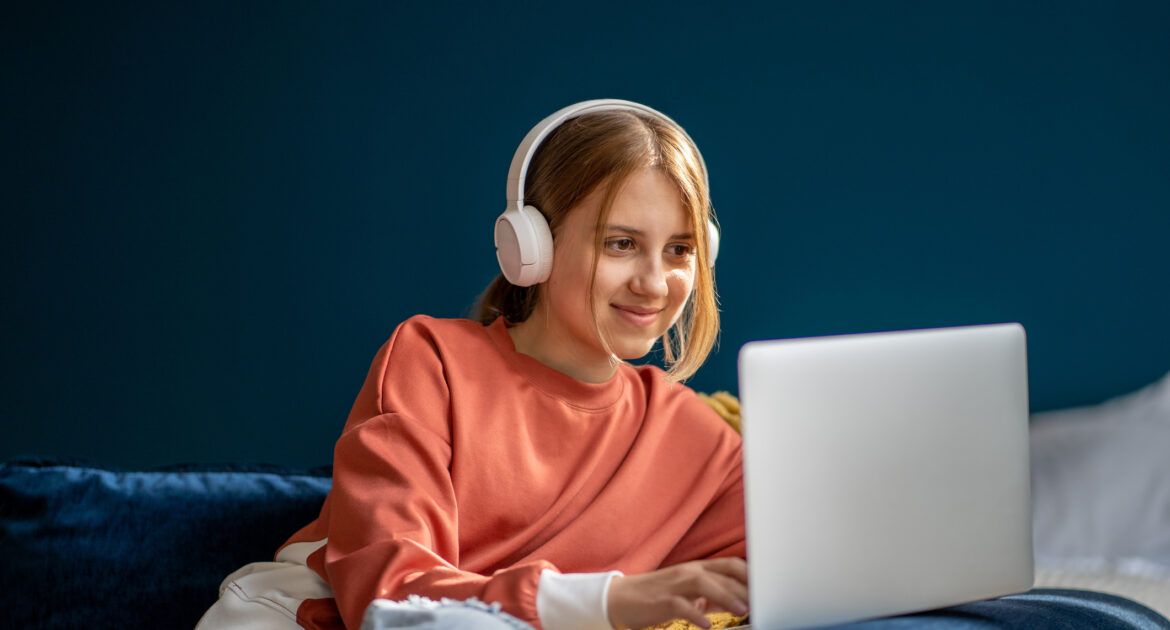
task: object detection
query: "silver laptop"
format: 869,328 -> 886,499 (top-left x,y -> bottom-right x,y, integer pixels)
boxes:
737,323 -> 1034,629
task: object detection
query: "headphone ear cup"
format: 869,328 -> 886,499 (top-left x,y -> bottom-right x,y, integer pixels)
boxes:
707,218 -> 720,268
520,205 -> 554,283
494,209 -> 523,285
494,205 -> 554,286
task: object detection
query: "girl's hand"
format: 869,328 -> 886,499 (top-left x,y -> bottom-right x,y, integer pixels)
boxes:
606,557 -> 749,629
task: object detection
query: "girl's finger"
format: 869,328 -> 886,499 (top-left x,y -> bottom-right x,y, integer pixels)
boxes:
701,557 -> 749,585
668,596 -> 711,629
699,572 -> 749,616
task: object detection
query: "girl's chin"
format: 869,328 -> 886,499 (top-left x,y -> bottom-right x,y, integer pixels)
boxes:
604,329 -> 660,359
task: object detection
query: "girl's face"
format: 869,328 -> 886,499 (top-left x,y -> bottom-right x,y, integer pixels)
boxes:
529,167 -> 697,380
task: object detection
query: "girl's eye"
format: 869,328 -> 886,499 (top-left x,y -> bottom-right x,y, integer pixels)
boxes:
606,238 -> 695,258
607,238 -> 635,252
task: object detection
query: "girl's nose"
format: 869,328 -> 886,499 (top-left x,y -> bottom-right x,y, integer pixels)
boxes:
632,256 -> 669,298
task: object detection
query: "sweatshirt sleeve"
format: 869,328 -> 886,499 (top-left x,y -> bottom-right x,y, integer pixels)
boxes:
319,317 -> 560,629
659,436 -> 747,565
537,569 -> 624,630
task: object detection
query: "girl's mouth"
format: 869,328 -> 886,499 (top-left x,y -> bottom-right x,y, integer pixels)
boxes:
612,305 -> 661,327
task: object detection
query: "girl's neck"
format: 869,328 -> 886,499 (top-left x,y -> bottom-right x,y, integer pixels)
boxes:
505,312 -> 619,384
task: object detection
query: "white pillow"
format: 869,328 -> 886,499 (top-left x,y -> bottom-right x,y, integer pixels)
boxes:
1029,370 -> 1170,577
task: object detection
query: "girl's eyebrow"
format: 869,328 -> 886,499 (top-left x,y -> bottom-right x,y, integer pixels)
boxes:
606,224 -> 694,240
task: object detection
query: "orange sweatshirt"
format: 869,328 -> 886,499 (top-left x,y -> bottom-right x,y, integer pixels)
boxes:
278,314 -> 745,630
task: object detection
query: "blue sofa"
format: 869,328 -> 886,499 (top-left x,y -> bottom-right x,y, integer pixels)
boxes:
1,457 -> 330,629
3,456 -> 1169,630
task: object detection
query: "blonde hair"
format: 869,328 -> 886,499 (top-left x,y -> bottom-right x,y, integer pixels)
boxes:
471,109 -> 720,383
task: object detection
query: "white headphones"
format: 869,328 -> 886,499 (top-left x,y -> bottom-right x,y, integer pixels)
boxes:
494,99 -> 720,287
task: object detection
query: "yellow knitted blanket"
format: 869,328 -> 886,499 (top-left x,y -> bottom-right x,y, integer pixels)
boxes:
641,611 -> 748,629
635,391 -> 748,630
697,391 -> 741,434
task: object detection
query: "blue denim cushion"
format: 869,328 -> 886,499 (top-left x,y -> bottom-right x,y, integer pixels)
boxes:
0,456 -> 331,629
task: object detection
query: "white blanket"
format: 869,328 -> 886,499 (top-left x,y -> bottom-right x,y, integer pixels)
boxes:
1030,370 -> 1170,616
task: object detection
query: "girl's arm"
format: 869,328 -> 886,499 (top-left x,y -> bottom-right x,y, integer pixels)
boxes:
323,410 -> 555,628
320,317 -> 617,630
658,438 -> 747,565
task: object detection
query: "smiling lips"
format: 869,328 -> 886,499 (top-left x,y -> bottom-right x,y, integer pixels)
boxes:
612,304 -> 663,327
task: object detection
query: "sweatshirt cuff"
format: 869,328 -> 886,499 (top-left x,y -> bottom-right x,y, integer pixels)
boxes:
536,568 -> 624,630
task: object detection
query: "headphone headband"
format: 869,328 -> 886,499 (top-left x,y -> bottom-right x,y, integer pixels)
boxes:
505,99 -> 710,211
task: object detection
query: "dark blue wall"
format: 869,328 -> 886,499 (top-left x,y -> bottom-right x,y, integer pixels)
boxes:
3,2 -> 1167,468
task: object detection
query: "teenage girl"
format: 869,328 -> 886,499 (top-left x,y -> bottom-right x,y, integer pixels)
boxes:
195,99 -> 748,630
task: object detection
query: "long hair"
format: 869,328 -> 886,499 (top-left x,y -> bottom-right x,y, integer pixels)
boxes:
471,109 -> 720,383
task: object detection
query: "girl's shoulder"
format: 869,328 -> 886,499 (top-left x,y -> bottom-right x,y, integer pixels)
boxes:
354,315 -> 501,422
385,314 -> 494,349
630,364 -> 742,440
373,314 -> 507,375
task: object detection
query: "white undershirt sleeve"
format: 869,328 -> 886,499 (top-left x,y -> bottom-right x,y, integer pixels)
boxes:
536,568 -> 624,630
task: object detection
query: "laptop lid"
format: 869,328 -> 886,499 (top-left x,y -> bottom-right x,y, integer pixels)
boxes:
738,323 -> 1033,628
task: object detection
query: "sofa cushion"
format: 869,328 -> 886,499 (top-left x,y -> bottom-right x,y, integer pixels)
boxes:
0,457 -> 331,629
